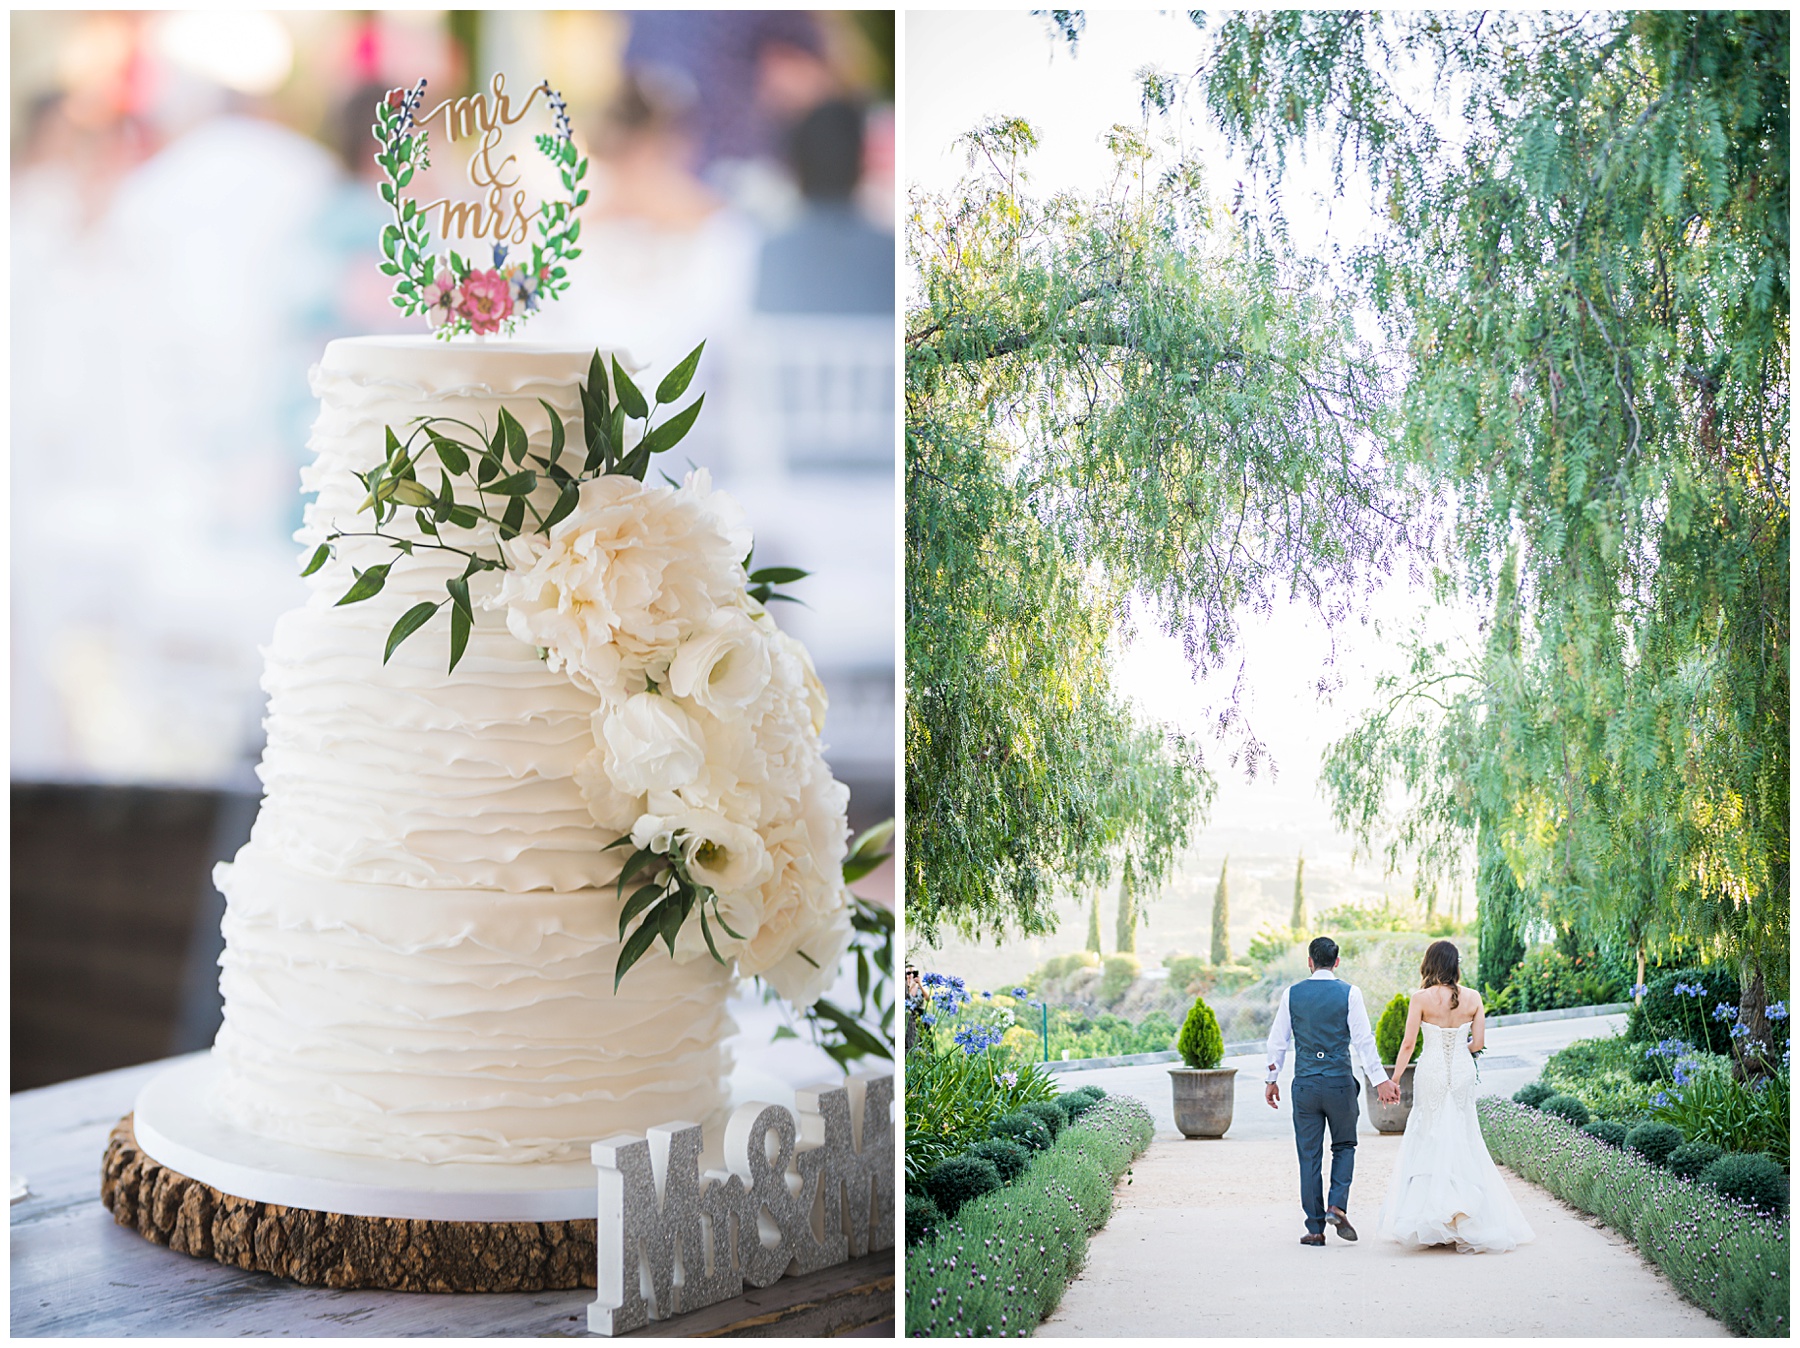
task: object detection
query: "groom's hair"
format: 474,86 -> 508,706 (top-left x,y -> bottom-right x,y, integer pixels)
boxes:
1308,936 -> 1340,968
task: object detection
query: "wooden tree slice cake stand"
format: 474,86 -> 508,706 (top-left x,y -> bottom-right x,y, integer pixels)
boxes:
101,1116 -> 596,1293
100,1055 -> 604,1293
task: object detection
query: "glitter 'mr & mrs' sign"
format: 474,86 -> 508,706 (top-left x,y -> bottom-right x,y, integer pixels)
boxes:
588,1074 -> 895,1335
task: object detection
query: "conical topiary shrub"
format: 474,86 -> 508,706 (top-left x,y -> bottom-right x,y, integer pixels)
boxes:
1177,995 -> 1225,1069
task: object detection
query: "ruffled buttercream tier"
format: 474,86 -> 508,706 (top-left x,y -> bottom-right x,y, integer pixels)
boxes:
212,337 -> 735,1166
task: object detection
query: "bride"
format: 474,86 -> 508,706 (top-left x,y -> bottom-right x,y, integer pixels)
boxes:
1375,940 -> 1536,1253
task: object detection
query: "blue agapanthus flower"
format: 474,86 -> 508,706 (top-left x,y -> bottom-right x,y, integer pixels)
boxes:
1013,987 -> 1029,998
981,990 -> 993,999
1673,981 -> 1706,998
1768,1001 -> 1788,1021
1730,1021 -> 1753,1040
953,1024 -> 1003,1056
1713,1002 -> 1739,1021
1651,1091 -> 1671,1109
1629,982 -> 1649,999
920,1012 -> 936,1026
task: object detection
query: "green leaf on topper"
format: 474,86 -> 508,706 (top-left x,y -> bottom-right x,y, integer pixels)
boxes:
310,343 -> 731,675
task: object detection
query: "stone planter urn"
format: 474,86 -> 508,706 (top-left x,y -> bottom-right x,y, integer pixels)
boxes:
1169,1066 -> 1237,1138
1365,1063 -> 1416,1133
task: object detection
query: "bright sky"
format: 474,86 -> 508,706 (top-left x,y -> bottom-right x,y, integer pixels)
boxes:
906,11 -> 1484,854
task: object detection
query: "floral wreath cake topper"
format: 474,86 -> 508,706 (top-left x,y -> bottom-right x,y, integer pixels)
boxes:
373,73 -> 588,338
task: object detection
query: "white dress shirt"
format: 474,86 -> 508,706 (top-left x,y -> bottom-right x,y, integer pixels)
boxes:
1264,968 -> 1389,1086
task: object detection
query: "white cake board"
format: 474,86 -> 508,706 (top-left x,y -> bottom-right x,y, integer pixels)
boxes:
132,1000 -> 850,1224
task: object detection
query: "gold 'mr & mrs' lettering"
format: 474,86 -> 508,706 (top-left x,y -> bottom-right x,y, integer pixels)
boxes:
414,73 -> 547,247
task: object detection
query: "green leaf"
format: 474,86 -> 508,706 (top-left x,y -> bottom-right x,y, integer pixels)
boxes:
448,601 -> 471,672
811,999 -> 893,1060
657,892 -> 687,955
612,356 -> 649,419
618,882 -> 666,937
771,1024 -> 800,1042
614,909 -> 663,991
300,542 -> 331,577
385,426 -> 405,464
447,505 -> 481,529
655,342 -> 706,404
499,406 -> 529,465
538,398 -> 566,466
488,470 -> 538,496
544,479 -> 581,531
698,903 -> 726,965
588,349 -> 612,419
500,496 -> 526,538
383,601 -> 441,664
446,574 -> 472,618
616,846 -> 660,899
430,432 -> 470,475
476,453 -> 499,486
749,565 -> 810,586
841,818 -> 895,884
335,563 -> 391,606
639,395 -> 705,458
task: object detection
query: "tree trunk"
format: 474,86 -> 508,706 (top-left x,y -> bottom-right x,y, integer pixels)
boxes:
1114,862 -> 1137,954
1734,956 -> 1774,1081
1210,857 -> 1231,965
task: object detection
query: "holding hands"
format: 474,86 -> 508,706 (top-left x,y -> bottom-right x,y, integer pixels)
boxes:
1376,1078 -> 1401,1105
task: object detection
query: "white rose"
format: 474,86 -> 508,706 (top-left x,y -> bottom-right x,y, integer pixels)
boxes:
669,607 -> 772,714
601,693 -> 704,796
487,474 -> 748,693
762,904 -> 855,1009
630,807 -> 773,900
572,743 -> 644,832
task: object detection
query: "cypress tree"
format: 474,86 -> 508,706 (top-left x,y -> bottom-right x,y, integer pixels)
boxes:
1086,888 -> 1103,955
1115,860 -> 1138,954
1210,856 -> 1231,965
1290,852 -> 1306,935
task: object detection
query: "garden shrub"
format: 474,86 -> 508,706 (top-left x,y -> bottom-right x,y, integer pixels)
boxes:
1627,965 -> 1742,1054
923,1154 -> 1002,1220
905,1191 -> 942,1247
1581,1120 -> 1628,1148
905,1044 -> 1058,1182
1055,1090 -> 1098,1121
1625,1121 -> 1685,1166
989,1110 -> 1052,1151
1653,1063 -> 1790,1162
1098,953 -> 1141,1007
1375,993 -> 1420,1065
1669,1140 -> 1725,1182
1514,944 -> 1620,1012
1133,1009 -> 1177,1054
906,1095 -> 1156,1336
964,1137 -> 1033,1184
1163,954 -> 1208,993
1177,995 -> 1224,1069
1479,1097 -> 1787,1335
1022,1099 -> 1067,1141
1700,1153 -> 1788,1216
1512,1081 -> 1553,1108
1540,1033 -> 1658,1124
1540,1093 -> 1591,1128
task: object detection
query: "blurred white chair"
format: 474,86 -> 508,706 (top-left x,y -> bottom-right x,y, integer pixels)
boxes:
725,315 -> 895,476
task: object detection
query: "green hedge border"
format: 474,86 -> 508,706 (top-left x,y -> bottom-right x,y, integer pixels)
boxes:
906,1094 -> 1154,1336
1479,1096 -> 1789,1337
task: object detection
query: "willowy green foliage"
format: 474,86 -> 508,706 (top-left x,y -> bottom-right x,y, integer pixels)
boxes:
1208,13 -> 1789,1006
907,108 -> 1401,945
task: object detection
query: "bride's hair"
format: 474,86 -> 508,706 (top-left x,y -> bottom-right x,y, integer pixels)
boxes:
1420,940 -> 1461,1009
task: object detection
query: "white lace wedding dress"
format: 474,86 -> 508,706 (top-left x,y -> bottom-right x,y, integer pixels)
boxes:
1375,1020 -> 1537,1253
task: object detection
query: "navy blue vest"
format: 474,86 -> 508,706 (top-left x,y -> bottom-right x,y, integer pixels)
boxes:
1289,977 -> 1354,1084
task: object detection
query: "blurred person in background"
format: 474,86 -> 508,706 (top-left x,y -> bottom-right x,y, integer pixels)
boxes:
753,98 -> 893,315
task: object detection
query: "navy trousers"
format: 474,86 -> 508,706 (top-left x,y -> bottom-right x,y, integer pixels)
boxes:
1292,1075 -> 1360,1235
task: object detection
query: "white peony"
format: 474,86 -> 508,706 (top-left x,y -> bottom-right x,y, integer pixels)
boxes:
668,607 -> 772,714
762,903 -> 855,1008
572,745 -> 644,832
489,474 -> 748,693
600,692 -> 704,796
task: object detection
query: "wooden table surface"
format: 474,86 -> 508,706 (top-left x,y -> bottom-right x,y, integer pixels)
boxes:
11,1055 -> 895,1337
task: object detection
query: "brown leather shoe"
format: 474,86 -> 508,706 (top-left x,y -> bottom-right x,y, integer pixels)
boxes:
1300,1233 -> 1325,1246
1326,1206 -> 1358,1241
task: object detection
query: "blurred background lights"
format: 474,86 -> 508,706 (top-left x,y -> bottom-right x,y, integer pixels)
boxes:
151,11 -> 293,96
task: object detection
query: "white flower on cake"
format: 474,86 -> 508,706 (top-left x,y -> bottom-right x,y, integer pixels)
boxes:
668,608 -> 773,714
629,807 -> 774,899
489,471 -> 748,695
600,692 -> 705,796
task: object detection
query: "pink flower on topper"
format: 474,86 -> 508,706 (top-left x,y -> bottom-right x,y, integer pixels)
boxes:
458,268 -> 514,334
422,270 -> 458,328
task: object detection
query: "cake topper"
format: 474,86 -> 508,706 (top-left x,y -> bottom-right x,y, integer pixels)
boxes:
372,73 -> 588,338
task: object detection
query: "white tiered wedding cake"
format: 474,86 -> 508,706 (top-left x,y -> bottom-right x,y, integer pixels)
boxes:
209,337 -> 841,1168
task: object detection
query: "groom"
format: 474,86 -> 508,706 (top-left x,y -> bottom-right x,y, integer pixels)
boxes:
1263,935 -> 1399,1246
